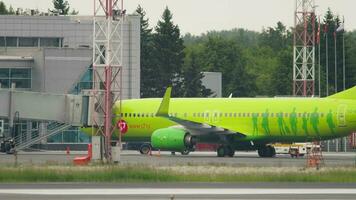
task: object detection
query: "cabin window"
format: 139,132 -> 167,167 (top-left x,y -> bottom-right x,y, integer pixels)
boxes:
238,113 -> 241,117
150,113 -> 154,117
137,113 -> 140,117
270,113 -> 274,117
246,113 -> 250,117
298,113 -> 301,117
285,113 -> 288,117
229,113 -> 232,117
201,113 -> 204,117
320,113 -> 324,117
124,113 -> 127,117
206,113 -> 209,117
219,113 -> 223,117
224,113 -> 228,117
242,113 -> 245,117
133,113 -> 136,117
184,113 -> 187,118
193,113 -> 196,117
214,113 -> 218,117
233,113 -> 237,117
197,113 -> 201,117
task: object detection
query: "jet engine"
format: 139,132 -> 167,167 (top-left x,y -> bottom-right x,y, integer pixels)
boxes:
151,127 -> 196,152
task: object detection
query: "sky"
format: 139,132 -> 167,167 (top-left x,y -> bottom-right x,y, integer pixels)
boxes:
2,0 -> 355,35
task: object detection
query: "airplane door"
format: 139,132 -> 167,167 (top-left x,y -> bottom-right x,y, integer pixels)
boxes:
337,105 -> 347,127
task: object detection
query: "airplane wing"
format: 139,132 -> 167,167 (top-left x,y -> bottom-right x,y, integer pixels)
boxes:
156,87 -> 246,138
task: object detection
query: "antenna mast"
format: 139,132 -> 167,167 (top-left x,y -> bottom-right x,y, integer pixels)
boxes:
293,0 -> 316,96
92,0 -> 124,162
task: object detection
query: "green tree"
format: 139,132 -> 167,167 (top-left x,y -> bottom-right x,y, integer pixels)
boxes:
136,5 -> 155,98
8,6 -> 15,15
0,1 -> 8,14
183,51 -> 212,97
200,36 -> 256,97
52,0 -> 70,15
152,7 -> 185,97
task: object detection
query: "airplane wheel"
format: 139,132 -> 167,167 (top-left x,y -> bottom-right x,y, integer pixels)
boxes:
258,146 -> 276,158
217,145 -> 234,157
227,146 -> 235,157
217,146 -> 225,157
139,143 -> 152,155
181,149 -> 190,155
171,152 -> 176,155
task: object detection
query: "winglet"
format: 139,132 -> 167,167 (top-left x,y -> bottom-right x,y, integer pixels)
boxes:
156,87 -> 172,117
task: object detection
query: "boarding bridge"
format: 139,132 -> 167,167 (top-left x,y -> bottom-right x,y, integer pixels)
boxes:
0,89 -> 91,151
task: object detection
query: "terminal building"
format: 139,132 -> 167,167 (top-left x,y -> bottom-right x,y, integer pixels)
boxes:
0,14 -> 140,149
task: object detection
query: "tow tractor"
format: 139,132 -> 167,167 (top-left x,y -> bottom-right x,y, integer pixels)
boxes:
273,143 -> 318,158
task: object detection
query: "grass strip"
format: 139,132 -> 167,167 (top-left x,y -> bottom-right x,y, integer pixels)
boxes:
0,165 -> 356,183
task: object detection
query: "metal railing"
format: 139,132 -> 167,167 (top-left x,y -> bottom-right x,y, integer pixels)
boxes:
14,122 -> 71,151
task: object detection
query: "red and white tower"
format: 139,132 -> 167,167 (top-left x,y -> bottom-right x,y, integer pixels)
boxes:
293,0 -> 316,96
92,0 -> 124,162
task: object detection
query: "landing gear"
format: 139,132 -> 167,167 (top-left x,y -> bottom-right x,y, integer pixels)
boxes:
257,145 -> 276,158
217,145 -> 235,157
181,149 -> 190,155
139,143 -> 152,155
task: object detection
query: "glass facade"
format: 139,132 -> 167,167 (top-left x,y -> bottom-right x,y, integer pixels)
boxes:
0,68 -> 31,89
47,127 -> 90,144
48,65 -> 93,144
0,37 -> 62,48
70,65 -> 93,94
19,37 -> 38,47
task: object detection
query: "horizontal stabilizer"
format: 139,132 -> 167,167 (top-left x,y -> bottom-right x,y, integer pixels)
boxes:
327,86 -> 356,100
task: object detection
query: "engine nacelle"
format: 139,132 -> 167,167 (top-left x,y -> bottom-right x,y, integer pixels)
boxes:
151,127 -> 196,152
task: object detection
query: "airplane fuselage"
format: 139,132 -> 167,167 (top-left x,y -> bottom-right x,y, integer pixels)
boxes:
114,97 -> 355,144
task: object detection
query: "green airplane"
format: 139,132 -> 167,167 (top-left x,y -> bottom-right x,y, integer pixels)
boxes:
113,86 -> 356,157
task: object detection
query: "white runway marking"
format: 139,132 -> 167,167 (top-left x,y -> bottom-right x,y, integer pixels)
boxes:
0,188 -> 356,195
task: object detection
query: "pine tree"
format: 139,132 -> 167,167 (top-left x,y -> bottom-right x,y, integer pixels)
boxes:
183,52 -> 212,97
153,7 -> 185,97
0,1 -> 8,15
52,0 -> 70,15
136,5 -> 155,97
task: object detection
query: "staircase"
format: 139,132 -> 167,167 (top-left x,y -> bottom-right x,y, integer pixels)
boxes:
13,122 -> 72,151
